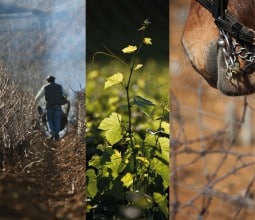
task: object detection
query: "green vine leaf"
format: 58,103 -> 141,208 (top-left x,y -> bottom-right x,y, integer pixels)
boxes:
121,172 -> 133,188
153,192 -> 169,218
104,72 -> 124,89
144,134 -> 157,146
161,121 -> 170,134
126,191 -> 153,209
133,96 -> 155,116
88,154 -> 101,168
106,149 -> 122,179
136,156 -> 150,167
86,169 -> 98,198
98,112 -> 123,145
151,157 -> 169,190
158,137 -> 170,162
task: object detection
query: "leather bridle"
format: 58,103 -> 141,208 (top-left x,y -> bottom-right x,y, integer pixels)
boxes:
196,0 -> 255,79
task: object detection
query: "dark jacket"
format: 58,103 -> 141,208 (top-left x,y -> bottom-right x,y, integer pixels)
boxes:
44,82 -> 67,109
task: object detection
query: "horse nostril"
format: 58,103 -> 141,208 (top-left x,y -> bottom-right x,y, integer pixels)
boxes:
217,39 -> 225,47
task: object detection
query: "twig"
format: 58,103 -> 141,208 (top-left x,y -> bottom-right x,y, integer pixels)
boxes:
21,159 -> 43,173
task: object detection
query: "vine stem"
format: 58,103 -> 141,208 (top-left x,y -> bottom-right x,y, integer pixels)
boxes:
125,30 -> 146,190
126,31 -> 146,147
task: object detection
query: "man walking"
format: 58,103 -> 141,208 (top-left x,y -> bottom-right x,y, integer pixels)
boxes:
34,75 -> 68,141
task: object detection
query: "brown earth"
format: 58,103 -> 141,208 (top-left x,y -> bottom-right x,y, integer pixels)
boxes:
0,131 -> 85,220
170,0 -> 255,219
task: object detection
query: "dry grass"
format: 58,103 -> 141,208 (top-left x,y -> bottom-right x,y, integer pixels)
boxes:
0,62 -> 34,166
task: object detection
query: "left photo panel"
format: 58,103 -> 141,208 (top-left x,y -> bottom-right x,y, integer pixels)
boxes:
0,1 -> 86,219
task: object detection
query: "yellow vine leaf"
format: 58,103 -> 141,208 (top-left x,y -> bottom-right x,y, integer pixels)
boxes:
122,45 -> 137,53
104,72 -> 124,89
143,37 -> 152,45
134,64 -> 143,70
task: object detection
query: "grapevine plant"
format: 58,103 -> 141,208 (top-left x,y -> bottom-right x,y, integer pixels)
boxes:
86,19 -> 169,219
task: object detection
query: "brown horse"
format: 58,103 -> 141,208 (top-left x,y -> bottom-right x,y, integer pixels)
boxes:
182,0 -> 255,96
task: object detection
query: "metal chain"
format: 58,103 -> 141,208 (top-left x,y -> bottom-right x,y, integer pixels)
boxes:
218,29 -> 255,80
218,30 -> 237,79
233,40 -> 255,63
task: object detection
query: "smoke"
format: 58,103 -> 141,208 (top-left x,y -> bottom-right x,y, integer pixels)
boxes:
38,0 -> 86,121
0,0 -> 85,96
43,0 -> 85,97
0,0 -> 85,124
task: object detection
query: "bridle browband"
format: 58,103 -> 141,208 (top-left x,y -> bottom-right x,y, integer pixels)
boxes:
196,0 -> 255,79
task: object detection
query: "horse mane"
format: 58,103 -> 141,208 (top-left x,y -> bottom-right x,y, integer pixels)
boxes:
232,0 -> 255,29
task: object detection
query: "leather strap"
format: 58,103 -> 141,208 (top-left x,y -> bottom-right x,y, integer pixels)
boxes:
196,0 -> 255,45
215,16 -> 255,44
212,0 -> 228,18
196,0 -> 227,18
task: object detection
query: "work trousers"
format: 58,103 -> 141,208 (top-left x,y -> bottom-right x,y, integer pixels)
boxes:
46,105 -> 62,138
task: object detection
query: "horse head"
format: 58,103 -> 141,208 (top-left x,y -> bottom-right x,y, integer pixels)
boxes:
182,0 -> 255,96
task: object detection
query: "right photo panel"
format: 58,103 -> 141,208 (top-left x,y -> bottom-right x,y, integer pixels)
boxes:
170,0 -> 255,220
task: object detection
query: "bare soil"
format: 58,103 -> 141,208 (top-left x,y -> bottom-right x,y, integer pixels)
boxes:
0,131 -> 85,220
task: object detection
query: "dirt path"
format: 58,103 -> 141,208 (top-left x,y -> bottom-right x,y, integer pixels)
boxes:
0,131 -> 85,220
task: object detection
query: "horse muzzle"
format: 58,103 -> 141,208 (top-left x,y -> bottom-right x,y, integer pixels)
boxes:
206,40 -> 255,96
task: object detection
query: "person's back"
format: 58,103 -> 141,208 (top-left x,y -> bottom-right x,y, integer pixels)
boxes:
44,82 -> 64,109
